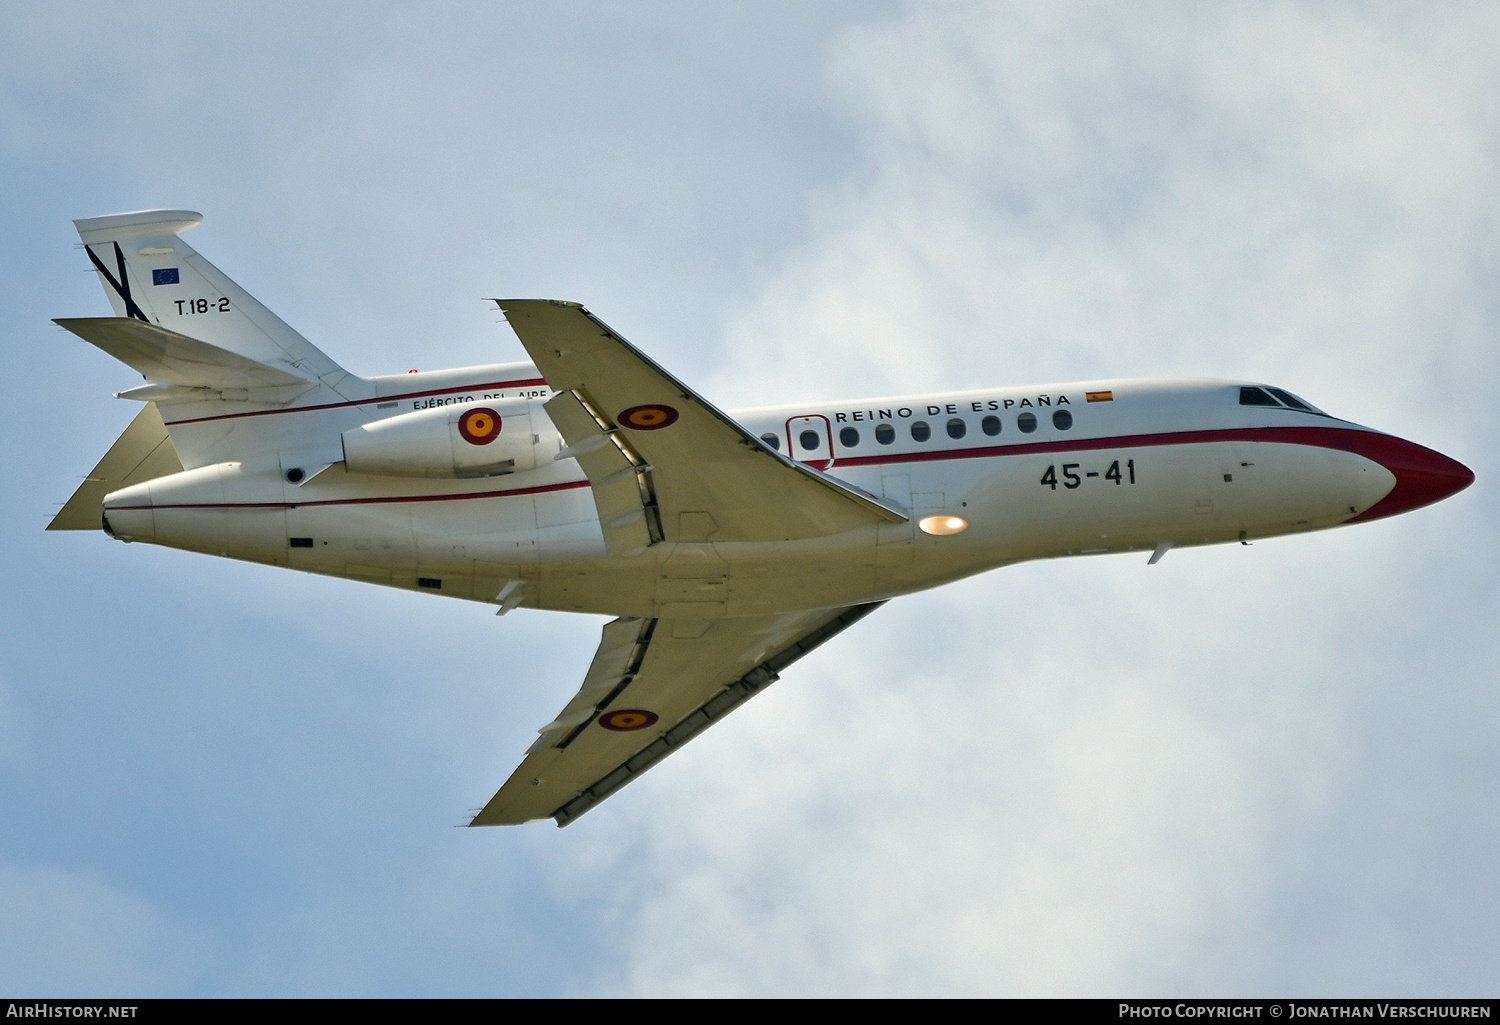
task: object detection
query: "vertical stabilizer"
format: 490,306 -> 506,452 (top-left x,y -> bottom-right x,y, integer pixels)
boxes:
73,210 -> 353,396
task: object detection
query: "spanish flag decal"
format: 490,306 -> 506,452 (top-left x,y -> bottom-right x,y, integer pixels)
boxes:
1086,391 -> 1114,403
598,709 -> 659,731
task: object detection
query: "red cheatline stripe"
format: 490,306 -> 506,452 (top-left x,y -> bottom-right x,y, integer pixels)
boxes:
162,377 -> 549,426
112,424 -> 1424,513
108,478 -> 590,512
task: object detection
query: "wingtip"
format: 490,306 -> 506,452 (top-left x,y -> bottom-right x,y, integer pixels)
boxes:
487,298 -> 587,313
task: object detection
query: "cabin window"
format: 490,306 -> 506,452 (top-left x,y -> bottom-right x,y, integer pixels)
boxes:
1239,386 -> 1281,407
1017,412 -> 1037,433
911,420 -> 931,442
981,415 -> 1001,436
1052,409 -> 1073,430
760,432 -> 780,451
875,423 -> 895,445
947,418 -> 967,439
800,430 -> 821,451
840,427 -> 860,448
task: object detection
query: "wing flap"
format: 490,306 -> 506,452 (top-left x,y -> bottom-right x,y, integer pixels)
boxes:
528,616 -> 651,751
471,602 -> 884,826
542,389 -> 656,555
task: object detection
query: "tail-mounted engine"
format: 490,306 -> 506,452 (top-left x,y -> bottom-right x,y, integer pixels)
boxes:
342,399 -> 550,478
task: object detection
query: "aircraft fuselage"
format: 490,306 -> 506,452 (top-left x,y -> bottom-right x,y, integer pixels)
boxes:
99,368 -> 1470,619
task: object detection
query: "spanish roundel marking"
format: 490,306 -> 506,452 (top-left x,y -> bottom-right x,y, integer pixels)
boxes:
618,404 -> 679,430
598,709 -> 659,731
457,407 -> 501,445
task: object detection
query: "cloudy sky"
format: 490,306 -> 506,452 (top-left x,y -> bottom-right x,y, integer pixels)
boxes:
2,0 -> 1496,997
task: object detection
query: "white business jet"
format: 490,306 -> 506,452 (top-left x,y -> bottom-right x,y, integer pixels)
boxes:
50,210 -> 1473,826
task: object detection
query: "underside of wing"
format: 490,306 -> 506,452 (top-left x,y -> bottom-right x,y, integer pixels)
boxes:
472,602 -> 884,826
493,299 -> 906,553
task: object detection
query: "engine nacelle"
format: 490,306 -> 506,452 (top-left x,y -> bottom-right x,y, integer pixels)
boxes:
342,399 -> 546,478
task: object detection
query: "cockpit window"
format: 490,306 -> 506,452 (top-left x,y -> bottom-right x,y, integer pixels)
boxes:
1266,388 -> 1317,412
1240,385 -> 1328,416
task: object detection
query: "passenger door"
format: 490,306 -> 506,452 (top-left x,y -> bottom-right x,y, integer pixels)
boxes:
785,415 -> 834,471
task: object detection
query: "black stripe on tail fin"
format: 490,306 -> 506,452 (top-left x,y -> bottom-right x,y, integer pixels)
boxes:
85,242 -> 150,323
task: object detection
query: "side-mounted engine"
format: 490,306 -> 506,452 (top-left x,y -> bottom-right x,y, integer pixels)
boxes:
341,399 -> 552,478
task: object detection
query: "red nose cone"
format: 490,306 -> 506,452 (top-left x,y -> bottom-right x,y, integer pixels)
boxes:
1347,433 -> 1474,523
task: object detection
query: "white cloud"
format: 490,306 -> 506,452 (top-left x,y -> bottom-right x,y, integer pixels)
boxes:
0,863 -> 198,994
584,0 -> 1500,995
581,547 -> 1366,995
710,1 -> 1500,441
5,0 -> 1497,997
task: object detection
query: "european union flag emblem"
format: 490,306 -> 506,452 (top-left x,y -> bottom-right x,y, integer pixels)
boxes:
152,268 -> 180,286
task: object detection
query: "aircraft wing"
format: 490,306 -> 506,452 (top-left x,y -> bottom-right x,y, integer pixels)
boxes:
472,601 -> 883,826
494,300 -> 906,554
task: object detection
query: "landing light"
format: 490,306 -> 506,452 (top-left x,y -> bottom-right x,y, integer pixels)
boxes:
919,515 -> 968,536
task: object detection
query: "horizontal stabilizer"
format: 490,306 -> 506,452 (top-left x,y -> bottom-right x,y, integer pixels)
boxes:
48,403 -> 183,530
55,318 -> 312,390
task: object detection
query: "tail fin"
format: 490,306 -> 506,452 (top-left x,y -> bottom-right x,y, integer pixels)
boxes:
73,210 -> 352,391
